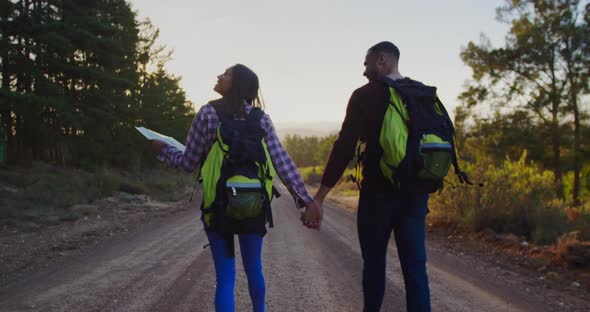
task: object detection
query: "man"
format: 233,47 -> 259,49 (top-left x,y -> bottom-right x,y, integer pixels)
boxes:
314,41 -> 431,312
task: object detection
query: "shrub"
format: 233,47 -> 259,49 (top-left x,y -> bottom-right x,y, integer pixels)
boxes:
429,151 -> 575,244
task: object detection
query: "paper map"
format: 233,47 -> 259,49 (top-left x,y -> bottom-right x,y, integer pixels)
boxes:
135,126 -> 186,153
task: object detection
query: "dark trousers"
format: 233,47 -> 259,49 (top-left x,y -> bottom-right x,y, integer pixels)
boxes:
357,189 -> 431,312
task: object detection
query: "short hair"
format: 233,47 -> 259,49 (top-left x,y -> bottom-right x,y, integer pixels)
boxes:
368,41 -> 400,62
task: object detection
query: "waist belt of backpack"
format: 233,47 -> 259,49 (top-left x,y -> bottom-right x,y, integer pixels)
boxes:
265,199 -> 274,228
259,172 -> 274,228
272,186 -> 281,198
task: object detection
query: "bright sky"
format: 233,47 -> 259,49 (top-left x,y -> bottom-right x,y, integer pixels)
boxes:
129,0 -> 509,124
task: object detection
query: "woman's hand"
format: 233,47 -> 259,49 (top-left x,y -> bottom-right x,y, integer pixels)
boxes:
300,199 -> 323,230
150,140 -> 167,154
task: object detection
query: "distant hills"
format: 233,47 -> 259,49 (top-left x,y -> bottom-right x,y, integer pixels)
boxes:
274,121 -> 341,139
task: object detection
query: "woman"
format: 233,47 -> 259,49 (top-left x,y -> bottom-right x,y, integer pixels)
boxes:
150,64 -> 322,312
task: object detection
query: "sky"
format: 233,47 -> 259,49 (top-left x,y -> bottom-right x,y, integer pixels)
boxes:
128,0 -> 510,124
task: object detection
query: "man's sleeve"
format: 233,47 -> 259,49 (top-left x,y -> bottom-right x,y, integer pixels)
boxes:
320,90 -> 362,187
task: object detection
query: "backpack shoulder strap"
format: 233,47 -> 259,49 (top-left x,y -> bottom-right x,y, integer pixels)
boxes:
247,107 -> 265,125
209,100 -> 231,122
387,77 -> 437,98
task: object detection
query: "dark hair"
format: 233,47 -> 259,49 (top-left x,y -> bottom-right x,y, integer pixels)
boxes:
224,64 -> 264,117
367,41 -> 400,62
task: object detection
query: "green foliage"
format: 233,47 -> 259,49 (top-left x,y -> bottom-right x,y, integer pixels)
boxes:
298,166 -> 325,185
297,165 -> 358,197
563,165 -> 590,203
283,134 -> 337,167
0,0 -> 195,169
574,204 -> 590,241
430,151 -> 581,244
96,171 -> 123,197
445,0 -> 590,240
459,0 -> 590,204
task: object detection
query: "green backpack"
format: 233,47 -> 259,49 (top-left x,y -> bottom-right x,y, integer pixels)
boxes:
379,77 -> 471,193
200,103 -> 276,243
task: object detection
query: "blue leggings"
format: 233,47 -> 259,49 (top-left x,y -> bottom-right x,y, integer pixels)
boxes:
206,231 -> 266,312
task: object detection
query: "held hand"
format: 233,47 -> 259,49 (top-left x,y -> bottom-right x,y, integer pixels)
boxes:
149,140 -> 167,154
313,184 -> 330,206
300,200 -> 323,230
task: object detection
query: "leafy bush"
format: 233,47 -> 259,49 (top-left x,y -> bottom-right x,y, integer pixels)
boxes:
430,151 -> 578,244
298,166 -> 324,185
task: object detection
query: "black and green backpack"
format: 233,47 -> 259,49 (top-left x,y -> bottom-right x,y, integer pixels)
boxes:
200,102 -> 276,246
379,77 -> 471,194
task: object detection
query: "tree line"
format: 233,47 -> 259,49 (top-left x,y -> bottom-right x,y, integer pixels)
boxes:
0,0 -> 195,170
459,0 -> 589,205
282,134 -> 337,168
285,1 -> 589,206
1,0 -> 588,207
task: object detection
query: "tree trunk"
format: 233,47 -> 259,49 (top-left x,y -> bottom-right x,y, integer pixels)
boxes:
551,103 -> 563,198
572,91 -> 581,206
549,48 -> 563,199
0,2 -> 13,164
17,0 -> 33,166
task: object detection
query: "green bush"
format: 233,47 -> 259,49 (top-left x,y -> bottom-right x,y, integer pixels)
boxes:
563,165 -> 590,204
298,166 -> 324,185
430,151 -> 576,244
297,166 -> 359,189
96,171 -> 123,197
572,202 -> 590,241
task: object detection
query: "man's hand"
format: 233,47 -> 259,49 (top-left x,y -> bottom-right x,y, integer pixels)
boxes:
314,184 -> 331,206
150,140 -> 167,154
300,199 -> 323,230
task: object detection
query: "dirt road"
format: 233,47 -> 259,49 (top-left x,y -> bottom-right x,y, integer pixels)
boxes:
1,186 -> 588,311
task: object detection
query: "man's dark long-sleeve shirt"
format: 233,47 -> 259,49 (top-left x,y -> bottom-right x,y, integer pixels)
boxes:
321,79 -> 392,192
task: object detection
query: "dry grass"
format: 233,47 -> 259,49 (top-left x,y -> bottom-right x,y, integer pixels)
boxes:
553,231 -> 590,269
0,162 -> 193,225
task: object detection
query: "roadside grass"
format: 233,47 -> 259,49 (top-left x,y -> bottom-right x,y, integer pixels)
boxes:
0,162 -> 194,226
428,152 -> 589,245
